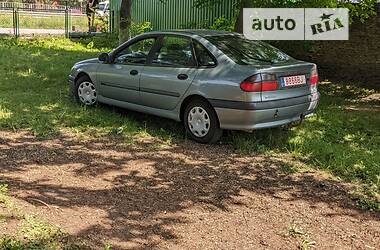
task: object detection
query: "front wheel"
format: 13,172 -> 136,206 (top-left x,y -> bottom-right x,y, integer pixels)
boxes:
74,76 -> 97,106
184,99 -> 223,144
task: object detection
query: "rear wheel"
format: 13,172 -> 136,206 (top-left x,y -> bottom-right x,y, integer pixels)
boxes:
184,99 -> 222,144
74,76 -> 97,106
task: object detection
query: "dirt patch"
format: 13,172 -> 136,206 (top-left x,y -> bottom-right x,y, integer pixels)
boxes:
362,93 -> 380,102
0,131 -> 379,249
0,208 -> 20,238
345,105 -> 380,112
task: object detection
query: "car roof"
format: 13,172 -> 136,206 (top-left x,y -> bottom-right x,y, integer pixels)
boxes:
143,29 -> 240,38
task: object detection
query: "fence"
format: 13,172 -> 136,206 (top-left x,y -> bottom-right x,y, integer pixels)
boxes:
109,0 -> 237,32
2,0 -> 238,37
109,0 -> 120,33
0,2 -> 83,13
134,0 -> 236,30
0,2 -> 88,37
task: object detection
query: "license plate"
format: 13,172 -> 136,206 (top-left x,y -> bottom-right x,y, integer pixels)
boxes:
280,75 -> 306,87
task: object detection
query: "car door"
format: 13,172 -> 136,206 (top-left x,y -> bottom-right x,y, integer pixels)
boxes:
97,37 -> 156,104
139,35 -> 199,110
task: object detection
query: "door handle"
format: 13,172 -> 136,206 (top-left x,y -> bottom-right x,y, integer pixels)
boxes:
177,74 -> 188,80
130,70 -> 138,76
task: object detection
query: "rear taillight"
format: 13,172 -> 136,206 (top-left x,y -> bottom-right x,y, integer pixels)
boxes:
310,65 -> 319,86
240,73 -> 278,92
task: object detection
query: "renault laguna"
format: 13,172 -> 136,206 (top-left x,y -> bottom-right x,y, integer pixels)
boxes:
68,30 -> 320,143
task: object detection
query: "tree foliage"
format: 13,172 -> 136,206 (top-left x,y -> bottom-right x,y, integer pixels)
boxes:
194,0 -> 378,32
195,0 -> 378,10
119,0 -> 378,42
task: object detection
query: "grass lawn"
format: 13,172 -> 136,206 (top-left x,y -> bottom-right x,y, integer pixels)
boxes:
0,36 -> 379,212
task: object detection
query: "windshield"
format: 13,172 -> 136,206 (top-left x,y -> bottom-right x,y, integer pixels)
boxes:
206,35 -> 291,65
98,4 -> 105,10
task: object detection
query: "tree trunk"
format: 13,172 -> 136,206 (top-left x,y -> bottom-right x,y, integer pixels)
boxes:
119,0 -> 132,44
234,0 -> 252,33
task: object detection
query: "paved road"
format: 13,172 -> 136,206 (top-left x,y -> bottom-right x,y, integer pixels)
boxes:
0,27 -> 64,35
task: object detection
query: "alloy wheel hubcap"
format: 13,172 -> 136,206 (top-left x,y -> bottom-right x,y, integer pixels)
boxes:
188,107 -> 210,137
78,81 -> 97,105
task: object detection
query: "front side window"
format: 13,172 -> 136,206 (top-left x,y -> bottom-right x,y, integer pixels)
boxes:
151,36 -> 196,67
206,35 -> 291,65
194,42 -> 216,67
114,38 -> 155,65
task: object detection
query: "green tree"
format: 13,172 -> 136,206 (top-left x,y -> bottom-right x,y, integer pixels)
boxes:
195,0 -> 378,33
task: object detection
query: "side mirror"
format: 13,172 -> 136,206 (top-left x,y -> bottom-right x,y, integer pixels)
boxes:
98,53 -> 110,63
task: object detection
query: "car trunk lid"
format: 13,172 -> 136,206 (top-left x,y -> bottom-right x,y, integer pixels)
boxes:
259,60 -> 315,102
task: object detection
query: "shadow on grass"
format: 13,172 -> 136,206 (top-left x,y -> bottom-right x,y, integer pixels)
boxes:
0,36 -> 379,197
0,37 -> 182,143
230,82 -> 380,196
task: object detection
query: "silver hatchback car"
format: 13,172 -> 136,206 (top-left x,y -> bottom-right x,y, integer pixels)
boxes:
69,30 -> 320,143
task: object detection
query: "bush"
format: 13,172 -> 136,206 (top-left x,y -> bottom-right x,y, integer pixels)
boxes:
94,15 -> 110,33
340,0 -> 378,23
76,33 -> 119,50
130,21 -> 153,37
209,16 -> 235,31
180,16 -> 234,31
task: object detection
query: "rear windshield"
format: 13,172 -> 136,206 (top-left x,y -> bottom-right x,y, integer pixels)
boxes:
206,35 -> 291,65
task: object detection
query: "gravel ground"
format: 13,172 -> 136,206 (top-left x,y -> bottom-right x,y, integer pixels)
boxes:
0,131 -> 379,249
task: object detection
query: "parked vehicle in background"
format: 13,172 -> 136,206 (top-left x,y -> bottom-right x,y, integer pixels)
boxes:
68,30 -> 320,143
96,1 -> 109,17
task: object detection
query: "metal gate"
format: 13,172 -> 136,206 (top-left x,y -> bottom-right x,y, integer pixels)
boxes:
132,0 -> 237,30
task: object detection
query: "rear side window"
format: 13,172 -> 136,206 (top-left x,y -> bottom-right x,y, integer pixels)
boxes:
206,35 -> 291,65
194,42 -> 217,67
151,36 -> 196,67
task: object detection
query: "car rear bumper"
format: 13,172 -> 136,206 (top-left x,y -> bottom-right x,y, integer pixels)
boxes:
210,92 -> 320,131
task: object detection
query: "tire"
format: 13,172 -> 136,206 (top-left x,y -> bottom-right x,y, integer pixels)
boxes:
74,76 -> 98,106
184,98 -> 223,144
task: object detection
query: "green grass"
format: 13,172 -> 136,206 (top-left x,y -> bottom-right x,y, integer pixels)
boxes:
0,37 -> 181,141
0,37 -> 378,210
0,217 -> 67,250
0,184 -> 86,249
288,224 -> 316,250
0,13 -> 88,31
0,13 -> 12,28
